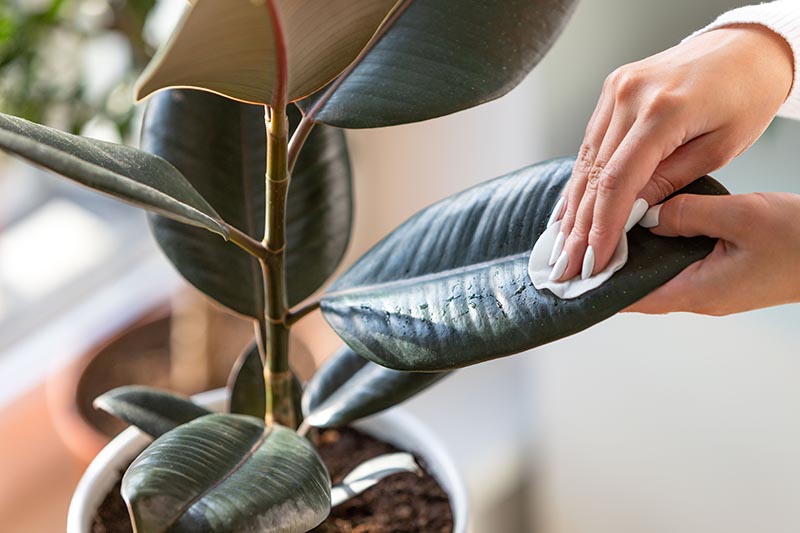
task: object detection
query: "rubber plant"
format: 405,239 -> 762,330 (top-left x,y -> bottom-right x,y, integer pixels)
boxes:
0,1 -> 731,531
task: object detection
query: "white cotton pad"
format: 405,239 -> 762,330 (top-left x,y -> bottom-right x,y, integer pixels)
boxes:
528,220 -> 628,299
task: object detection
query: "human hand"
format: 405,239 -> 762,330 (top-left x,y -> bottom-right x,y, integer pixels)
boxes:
626,192 -> 800,315
548,24 -> 795,282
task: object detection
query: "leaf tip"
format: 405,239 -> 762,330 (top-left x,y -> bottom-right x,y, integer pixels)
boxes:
132,78 -> 160,105
304,407 -> 335,429
92,385 -> 129,413
91,394 -> 110,413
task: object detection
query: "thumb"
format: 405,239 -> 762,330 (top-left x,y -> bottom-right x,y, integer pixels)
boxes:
645,193 -> 744,241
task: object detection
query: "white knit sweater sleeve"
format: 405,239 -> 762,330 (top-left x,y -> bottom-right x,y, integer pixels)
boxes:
686,1 -> 800,120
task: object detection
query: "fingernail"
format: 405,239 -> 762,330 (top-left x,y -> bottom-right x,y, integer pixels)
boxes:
581,245 -> 595,280
624,198 -> 650,232
549,250 -> 569,281
547,196 -> 566,227
639,204 -> 662,228
549,231 -> 566,266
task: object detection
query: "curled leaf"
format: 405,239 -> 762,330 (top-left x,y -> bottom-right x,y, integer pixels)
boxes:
136,0 -> 397,105
93,386 -> 210,438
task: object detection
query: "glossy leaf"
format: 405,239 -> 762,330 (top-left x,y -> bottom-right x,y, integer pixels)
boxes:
298,0 -> 578,128
303,346 -> 449,428
331,453 -> 420,507
0,112 -> 226,236
123,414 -> 330,532
135,0 -> 397,105
228,341 -> 303,421
143,90 -> 352,317
322,157 -> 729,371
93,386 -> 210,438
228,343 -> 267,419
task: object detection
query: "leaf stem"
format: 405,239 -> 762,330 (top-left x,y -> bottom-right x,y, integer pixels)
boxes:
253,318 -> 268,367
286,299 -> 321,326
297,419 -> 312,438
261,104 -> 296,429
287,114 -> 315,173
226,223 -> 268,260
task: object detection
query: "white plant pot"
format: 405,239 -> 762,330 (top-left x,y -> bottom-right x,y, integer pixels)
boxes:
68,388 -> 471,532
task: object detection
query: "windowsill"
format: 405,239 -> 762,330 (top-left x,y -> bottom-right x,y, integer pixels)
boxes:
0,249 -> 182,409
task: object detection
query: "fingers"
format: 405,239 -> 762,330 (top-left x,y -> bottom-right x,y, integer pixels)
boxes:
559,110 -> 638,279
549,57 -> 741,283
627,194 -> 750,314
558,83 -> 617,237
558,128 -> 738,281
570,116 -> 680,279
629,192 -> 796,316
647,193 -> 747,241
553,66 -> 694,281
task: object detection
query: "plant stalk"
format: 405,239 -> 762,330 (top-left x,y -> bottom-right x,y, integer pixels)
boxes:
286,299 -> 321,326
261,104 -> 296,429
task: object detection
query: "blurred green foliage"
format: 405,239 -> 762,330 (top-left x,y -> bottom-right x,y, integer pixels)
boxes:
0,0 -> 156,137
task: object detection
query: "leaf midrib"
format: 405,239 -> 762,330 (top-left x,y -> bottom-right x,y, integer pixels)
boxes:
164,421 -> 274,529
325,250 -> 529,299
304,0 -> 413,118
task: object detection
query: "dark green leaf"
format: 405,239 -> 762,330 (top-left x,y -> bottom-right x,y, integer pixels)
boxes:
228,341 -> 303,421
298,0 -> 578,128
322,157 -> 728,371
93,386 -> 210,438
0,112 -> 227,236
143,90 -> 352,317
123,414 -> 330,532
303,346 -> 449,428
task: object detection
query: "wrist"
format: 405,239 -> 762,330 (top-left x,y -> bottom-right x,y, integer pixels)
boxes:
717,24 -> 795,103
684,1 -> 800,119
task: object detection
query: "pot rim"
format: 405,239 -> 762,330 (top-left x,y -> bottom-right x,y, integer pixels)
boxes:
45,307 -> 170,464
67,388 -> 471,532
